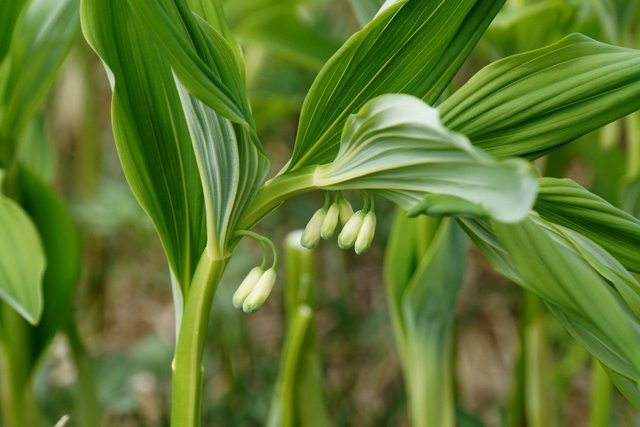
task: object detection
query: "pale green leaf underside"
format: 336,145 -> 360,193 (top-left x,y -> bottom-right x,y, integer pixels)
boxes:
0,195 -> 46,324
535,178 -> 640,273
289,0 -> 505,170
177,82 -> 268,259
314,94 -> 538,223
81,0 -> 206,289
440,34 -> 640,159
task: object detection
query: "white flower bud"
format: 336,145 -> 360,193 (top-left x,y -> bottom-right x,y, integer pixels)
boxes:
301,208 -> 326,249
337,210 -> 365,250
232,266 -> 264,309
355,211 -> 377,255
338,198 -> 354,225
320,203 -> 340,239
243,268 -> 277,313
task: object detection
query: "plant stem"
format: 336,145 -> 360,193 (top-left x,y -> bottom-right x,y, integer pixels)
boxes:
238,167 -> 317,230
0,303 -> 39,427
171,253 -> 227,427
66,322 -> 102,427
588,361 -> 612,427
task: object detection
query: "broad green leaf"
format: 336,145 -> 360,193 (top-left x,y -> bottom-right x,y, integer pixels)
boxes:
440,34 -> 640,160
125,0 -> 252,125
313,94 -> 538,223
288,0 -> 506,170
489,216 -> 640,403
17,167 -> 81,363
0,0 -> 79,163
0,0 -> 28,63
176,83 -> 268,259
535,178 -> 640,273
385,215 -> 466,427
81,0 -> 206,289
0,190 -> 45,324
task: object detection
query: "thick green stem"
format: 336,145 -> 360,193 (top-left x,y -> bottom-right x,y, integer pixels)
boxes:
238,167 -> 317,230
171,253 -> 227,427
588,361 -> 612,427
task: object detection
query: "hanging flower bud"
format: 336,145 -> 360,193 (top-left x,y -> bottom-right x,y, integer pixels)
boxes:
243,268 -> 277,313
301,208 -> 326,249
355,211 -> 377,254
232,266 -> 264,309
338,197 -> 354,225
320,203 -> 340,239
337,210 -> 365,250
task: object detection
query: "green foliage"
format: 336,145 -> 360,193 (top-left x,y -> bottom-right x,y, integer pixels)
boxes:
441,34 -> 640,159
0,189 -> 45,324
314,94 -> 538,223
385,215 -> 466,427
0,0 -> 79,163
81,0 -> 207,289
288,0 -> 505,169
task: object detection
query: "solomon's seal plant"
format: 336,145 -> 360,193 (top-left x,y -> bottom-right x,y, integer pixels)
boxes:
77,0 -> 640,424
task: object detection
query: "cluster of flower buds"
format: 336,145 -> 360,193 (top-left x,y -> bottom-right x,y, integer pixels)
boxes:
301,193 -> 376,254
232,267 -> 277,313
232,231 -> 278,313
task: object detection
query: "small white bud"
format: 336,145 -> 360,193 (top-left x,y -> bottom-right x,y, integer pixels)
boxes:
232,266 -> 263,309
243,268 -> 277,313
320,203 -> 340,239
301,208 -> 326,249
355,211 -> 376,254
338,198 -> 354,225
337,210 -> 365,250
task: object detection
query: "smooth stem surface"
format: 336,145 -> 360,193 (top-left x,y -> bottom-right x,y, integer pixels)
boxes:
524,293 -> 556,427
0,303 -> 39,427
238,167 -> 317,230
588,362 -> 612,427
171,253 -> 226,427
67,322 -> 102,426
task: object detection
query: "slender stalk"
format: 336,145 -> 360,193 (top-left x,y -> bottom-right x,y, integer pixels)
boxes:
238,167 -> 317,230
588,361 -> 612,427
66,322 -> 102,426
171,253 -> 227,427
523,293 -> 555,427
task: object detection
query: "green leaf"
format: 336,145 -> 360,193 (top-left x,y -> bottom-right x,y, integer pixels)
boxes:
288,0 -> 506,170
535,178 -> 640,273
385,215 -> 466,427
81,0 -> 206,289
489,216 -> 640,404
313,94 -> 538,223
176,82 -> 268,259
0,0 -> 28,63
125,0 -> 252,124
17,167 -> 81,361
440,34 -> 640,159
0,0 -> 80,162
0,190 -> 45,324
